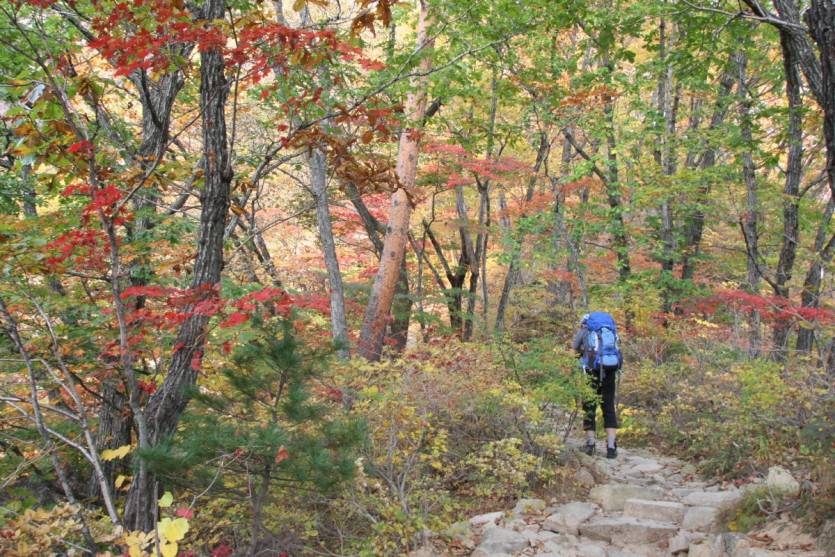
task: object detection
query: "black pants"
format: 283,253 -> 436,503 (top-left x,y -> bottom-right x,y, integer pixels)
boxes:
582,368 -> 618,431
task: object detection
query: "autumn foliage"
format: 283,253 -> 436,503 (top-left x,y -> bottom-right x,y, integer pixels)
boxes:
1,0 -> 835,554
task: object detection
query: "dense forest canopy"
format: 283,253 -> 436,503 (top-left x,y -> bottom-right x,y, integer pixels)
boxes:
0,0 -> 833,555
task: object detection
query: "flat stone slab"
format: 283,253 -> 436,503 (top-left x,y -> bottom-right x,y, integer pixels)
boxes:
579,516 -> 678,545
683,490 -> 743,509
589,484 -> 664,511
623,458 -> 664,475
541,502 -> 596,535
474,526 -> 529,555
671,487 -> 702,498
682,506 -> 719,530
624,498 -> 687,523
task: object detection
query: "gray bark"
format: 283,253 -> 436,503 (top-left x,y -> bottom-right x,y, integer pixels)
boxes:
797,199 -> 835,352
309,147 -> 349,358
772,32 -> 804,358
653,18 -> 678,311
681,63 -> 736,283
124,0 -> 232,531
737,49 -> 763,360
494,133 -> 548,333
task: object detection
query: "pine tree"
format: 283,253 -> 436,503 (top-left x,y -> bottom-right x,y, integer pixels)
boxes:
140,313 -> 365,553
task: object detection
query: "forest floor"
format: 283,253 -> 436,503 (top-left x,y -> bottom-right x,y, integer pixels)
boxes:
415,439 -> 829,557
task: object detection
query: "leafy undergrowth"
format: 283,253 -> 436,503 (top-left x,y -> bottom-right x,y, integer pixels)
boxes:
620,315 -> 835,549
2,310 -> 833,556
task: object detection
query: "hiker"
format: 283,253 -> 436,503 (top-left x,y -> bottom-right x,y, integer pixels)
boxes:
572,312 -> 622,458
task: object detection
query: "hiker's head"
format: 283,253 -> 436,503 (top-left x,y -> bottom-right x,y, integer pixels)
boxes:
580,314 -> 590,326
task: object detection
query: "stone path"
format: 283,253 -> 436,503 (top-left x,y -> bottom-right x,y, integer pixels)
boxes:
414,442 -> 825,557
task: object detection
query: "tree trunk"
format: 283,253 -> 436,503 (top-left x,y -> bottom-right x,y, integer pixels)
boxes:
422,220 -> 466,332
454,186 -> 478,339
494,133 -> 548,333
772,32 -> 804,359
88,379 -> 132,500
797,199 -> 835,352
737,48 -> 762,360
741,0 -> 833,201
389,257 -> 412,351
653,18 -> 678,312
807,0 -> 835,209
309,147 -> 349,358
477,180 -> 491,327
124,0 -> 232,530
681,62 -> 736,283
358,1 -> 433,361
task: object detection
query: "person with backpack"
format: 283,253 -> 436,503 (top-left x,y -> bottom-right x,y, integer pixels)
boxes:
571,312 -> 623,458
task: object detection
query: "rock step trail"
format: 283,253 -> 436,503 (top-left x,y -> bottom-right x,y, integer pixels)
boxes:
412,442 -> 823,557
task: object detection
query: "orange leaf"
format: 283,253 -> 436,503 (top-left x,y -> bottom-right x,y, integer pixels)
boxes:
275,445 -> 289,463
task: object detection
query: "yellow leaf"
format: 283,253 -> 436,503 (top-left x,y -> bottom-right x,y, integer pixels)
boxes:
293,0 -> 305,11
115,475 -> 127,488
164,518 -> 189,543
160,542 -> 178,557
101,445 -> 131,461
158,491 -> 174,508
129,546 -> 141,557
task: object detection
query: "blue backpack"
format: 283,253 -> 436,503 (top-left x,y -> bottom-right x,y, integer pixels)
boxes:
585,312 -> 623,374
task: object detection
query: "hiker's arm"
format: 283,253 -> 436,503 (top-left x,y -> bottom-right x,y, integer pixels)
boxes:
571,329 -> 585,355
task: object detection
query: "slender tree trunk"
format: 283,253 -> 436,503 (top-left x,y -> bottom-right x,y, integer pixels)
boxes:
423,221 -> 466,331
89,66 -> 187,501
245,464 -> 272,557
389,257 -> 412,351
309,147 -> 349,357
797,199 -> 835,352
547,135 -> 585,310
455,186 -> 478,339
772,34 -> 804,359
494,133 -> 548,333
358,1 -> 433,360
478,181 -> 491,327
807,0 -> 835,213
602,59 -> 632,287
740,0 -> 833,202
653,18 -> 678,312
124,0 -> 232,529
737,49 -> 762,360
681,63 -> 736,283
88,379 -> 132,500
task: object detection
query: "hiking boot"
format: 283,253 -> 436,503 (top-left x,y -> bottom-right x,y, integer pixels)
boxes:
606,444 -> 618,459
583,443 -> 595,456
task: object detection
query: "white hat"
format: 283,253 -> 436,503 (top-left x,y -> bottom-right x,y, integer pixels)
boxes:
580,314 -> 590,324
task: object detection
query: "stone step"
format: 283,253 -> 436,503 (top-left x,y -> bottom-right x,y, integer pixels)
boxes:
623,498 -> 687,523
589,484 -> 665,511
578,515 -> 679,545
540,502 -> 596,535
682,489 -> 743,509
